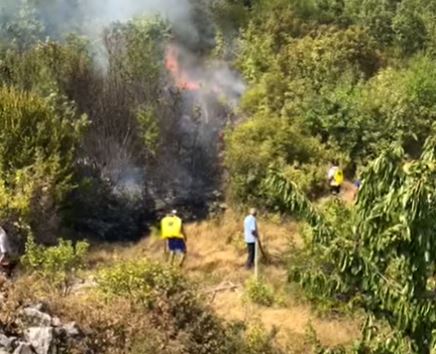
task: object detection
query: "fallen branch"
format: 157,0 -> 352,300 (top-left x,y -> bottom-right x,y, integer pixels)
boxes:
204,281 -> 240,303
205,284 -> 239,295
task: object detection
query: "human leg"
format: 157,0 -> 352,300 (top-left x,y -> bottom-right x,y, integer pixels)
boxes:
178,252 -> 186,267
246,243 -> 255,269
163,239 -> 170,261
168,238 -> 186,267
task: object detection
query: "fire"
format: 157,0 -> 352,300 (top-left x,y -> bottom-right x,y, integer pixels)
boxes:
165,45 -> 200,91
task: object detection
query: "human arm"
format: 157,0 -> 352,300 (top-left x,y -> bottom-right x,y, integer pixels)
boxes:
327,170 -> 333,183
252,219 -> 259,239
181,224 -> 187,242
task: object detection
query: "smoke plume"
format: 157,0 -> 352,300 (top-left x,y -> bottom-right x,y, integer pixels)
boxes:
1,0 -> 246,214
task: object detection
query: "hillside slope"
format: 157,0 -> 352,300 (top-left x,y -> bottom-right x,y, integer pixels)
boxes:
89,211 -> 362,352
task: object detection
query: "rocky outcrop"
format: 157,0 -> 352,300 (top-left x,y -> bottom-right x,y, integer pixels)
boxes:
0,304 -> 85,354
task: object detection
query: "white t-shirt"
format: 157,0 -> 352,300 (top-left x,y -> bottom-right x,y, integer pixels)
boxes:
328,166 -> 338,180
244,215 -> 257,243
0,227 -> 10,254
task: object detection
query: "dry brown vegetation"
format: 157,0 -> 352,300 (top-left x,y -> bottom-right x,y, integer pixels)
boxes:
1,209 -> 362,353
85,210 -> 362,352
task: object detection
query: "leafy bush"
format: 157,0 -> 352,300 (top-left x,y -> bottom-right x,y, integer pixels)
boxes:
225,113 -> 337,203
97,260 -> 190,307
97,260 -> 239,354
266,135 -> 436,353
21,235 -> 89,294
0,87 -> 86,243
243,322 -> 282,354
244,277 -> 275,306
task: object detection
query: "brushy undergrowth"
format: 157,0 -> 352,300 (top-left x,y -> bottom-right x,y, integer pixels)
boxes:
244,277 -> 275,307
1,256 -> 285,354
21,235 -> 89,295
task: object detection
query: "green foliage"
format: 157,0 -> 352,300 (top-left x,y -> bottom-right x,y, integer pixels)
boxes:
136,106 -> 161,157
0,86 -> 86,242
97,260 -> 191,307
229,0 -> 436,205
243,322 -> 282,354
0,37 -> 92,96
244,277 -> 275,306
97,260 -> 285,354
226,5 -> 383,203
97,260 -> 248,354
105,17 -> 170,86
211,0 -> 251,38
225,114 -> 334,201
21,234 -> 89,294
265,135 -> 436,353
0,2 -> 45,51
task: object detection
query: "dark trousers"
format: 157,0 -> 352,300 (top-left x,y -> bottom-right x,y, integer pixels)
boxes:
330,185 -> 341,195
246,242 -> 256,269
0,260 -> 17,278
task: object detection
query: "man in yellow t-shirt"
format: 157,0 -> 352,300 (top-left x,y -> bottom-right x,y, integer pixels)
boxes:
327,160 -> 344,195
161,210 -> 187,267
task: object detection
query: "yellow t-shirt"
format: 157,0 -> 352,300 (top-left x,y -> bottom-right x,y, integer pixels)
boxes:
161,216 -> 183,239
328,166 -> 344,186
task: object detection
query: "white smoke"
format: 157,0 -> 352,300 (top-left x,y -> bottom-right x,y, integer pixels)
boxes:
83,0 -> 192,24
2,0 -> 246,208
80,0 -> 198,40
0,0 -> 198,44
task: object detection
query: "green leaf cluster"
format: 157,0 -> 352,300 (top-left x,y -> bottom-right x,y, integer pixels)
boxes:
21,234 -> 89,294
0,86 -> 86,242
265,135 -> 436,353
244,277 -> 275,306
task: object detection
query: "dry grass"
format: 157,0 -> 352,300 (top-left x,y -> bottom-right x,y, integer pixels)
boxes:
0,207 -> 362,354
86,210 -> 361,352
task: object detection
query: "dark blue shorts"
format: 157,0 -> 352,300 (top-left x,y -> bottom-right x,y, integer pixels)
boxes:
168,238 -> 186,253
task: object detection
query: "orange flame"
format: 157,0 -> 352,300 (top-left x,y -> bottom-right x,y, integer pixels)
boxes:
165,45 -> 200,91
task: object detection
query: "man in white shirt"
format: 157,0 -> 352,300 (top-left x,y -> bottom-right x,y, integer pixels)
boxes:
0,226 -> 10,265
244,208 -> 258,269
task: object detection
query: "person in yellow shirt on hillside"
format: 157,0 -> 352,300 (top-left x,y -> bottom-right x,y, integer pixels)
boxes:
327,160 -> 344,195
161,210 -> 187,267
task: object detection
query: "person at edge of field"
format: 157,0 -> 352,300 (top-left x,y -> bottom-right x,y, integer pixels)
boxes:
161,210 -> 187,267
0,226 -> 13,277
244,208 -> 259,269
327,160 -> 344,195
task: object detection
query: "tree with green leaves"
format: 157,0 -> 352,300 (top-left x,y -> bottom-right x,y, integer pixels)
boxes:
265,134 -> 436,353
0,86 -> 87,244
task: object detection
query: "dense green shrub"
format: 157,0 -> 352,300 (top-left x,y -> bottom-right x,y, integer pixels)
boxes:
0,86 -> 86,243
97,260 -> 240,354
244,277 -> 275,306
225,113 -> 337,202
265,135 -> 436,353
97,260 -> 190,306
21,234 -> 89,294
225,8 -> 381,203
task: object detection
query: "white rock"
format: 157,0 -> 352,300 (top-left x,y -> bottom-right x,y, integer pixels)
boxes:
21,308 -> 51,327
0,333 -> 14,349
12,343 -> 34,354
50,318 -> 61,328
24,327 -> 54,354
